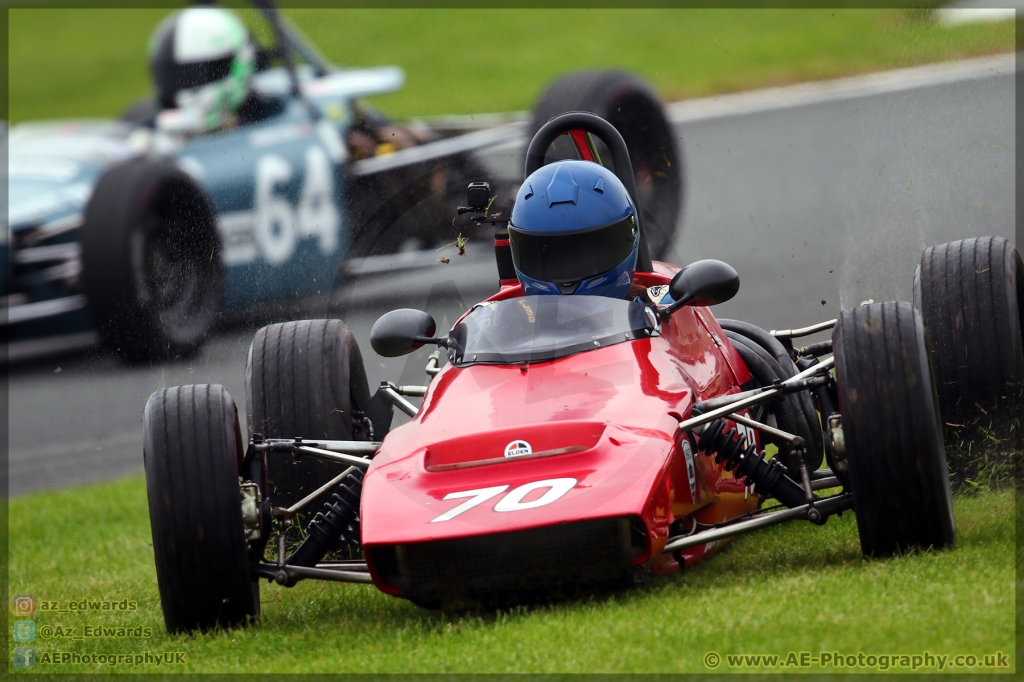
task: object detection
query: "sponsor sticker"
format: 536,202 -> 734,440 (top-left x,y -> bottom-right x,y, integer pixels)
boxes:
504,440 -> 532,458
646,285 -> 670,303
682,439 -> 697,502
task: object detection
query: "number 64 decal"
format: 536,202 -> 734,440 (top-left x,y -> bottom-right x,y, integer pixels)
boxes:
429,478 -> 578,523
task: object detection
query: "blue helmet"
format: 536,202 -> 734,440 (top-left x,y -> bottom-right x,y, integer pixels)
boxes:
508,160 -> 639,298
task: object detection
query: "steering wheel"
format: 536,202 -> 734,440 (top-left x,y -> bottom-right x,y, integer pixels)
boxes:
523,111 -> 654,272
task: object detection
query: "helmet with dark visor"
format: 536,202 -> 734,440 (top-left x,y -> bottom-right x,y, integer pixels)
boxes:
508,214 -> 638,284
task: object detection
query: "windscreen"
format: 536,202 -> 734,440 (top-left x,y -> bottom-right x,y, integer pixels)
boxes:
450,295 -> 658,366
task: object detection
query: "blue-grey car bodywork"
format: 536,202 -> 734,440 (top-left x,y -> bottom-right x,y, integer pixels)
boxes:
4,66 -> 519,353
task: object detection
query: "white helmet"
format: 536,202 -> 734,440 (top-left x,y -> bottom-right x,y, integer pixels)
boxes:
149,7 -> 255,131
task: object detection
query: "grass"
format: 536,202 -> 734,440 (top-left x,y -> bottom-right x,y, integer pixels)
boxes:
8,8 -> 1015,125
943,393 -> 1022,493
8,478 -> 1014,673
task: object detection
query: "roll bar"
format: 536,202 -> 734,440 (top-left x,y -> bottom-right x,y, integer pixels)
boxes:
523,111 -> 653,272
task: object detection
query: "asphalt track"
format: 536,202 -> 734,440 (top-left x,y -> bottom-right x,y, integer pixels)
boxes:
7,55 -> 1016,496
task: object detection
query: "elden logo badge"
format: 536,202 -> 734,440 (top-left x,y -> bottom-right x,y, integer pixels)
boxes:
504,440 -> 532,458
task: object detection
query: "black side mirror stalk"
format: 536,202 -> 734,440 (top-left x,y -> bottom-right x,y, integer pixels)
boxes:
370,309 -> 444,357
660,259 -> 740,319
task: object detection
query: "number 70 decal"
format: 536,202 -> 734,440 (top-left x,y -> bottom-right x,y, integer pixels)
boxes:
429,478 -> 578,523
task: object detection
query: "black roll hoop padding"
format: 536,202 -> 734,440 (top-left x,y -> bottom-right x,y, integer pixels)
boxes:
523,111 -> 654,273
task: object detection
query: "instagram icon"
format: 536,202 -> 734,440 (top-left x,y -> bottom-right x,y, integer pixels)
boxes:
12,595 -> 35,617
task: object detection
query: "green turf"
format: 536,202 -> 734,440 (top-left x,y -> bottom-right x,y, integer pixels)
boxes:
8,477 -> 1014,673
8,8 -> 1015,125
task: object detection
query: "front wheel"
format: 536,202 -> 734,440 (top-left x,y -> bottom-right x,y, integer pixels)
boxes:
81,158 -> 222,362
832,301 -> 955,557
143,384 -> 258,634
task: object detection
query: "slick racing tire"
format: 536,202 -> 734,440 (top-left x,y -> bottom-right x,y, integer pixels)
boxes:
81,158 -> 221,362
143,384 -> 258,634
527,70 -> 683,262
833,302 -> 955,557
246,319 -> 390,509
914,236 -> 1023,419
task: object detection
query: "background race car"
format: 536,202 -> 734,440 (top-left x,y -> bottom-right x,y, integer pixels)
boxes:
3,1 -> 682,362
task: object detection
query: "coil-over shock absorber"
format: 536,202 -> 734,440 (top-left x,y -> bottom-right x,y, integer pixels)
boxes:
697,419 -> 808,508
288,468 -> 364,569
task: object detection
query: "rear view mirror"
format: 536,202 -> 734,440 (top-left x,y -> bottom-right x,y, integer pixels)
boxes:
668,259 -> 740,308
370,309 -> 437,357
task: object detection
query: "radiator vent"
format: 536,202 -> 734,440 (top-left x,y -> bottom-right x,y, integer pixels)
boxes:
369,516 -> 647,608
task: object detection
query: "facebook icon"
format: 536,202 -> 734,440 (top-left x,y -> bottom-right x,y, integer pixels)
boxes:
13,646 -> 35,668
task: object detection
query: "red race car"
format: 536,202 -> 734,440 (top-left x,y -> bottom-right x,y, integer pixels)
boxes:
143,113 -> 1018,634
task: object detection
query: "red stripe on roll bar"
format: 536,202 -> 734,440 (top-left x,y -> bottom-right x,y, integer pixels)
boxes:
568,129 -> 596,162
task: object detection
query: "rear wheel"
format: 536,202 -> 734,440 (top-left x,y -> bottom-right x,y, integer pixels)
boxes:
914,236 -> 1022,419
527,71 -> 683,262
832,301 -> 955,557
143,384 -> 258,634
245,319 -> 391,509
81,158 -> 221,362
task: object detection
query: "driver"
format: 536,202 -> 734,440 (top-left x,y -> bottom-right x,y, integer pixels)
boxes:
148,6 -> 264,132
145,7 -> 431,158
507,159 -> 665,303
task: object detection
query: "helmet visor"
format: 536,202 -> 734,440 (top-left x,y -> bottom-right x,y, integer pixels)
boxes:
509,215 -> 637,283
176,55 -> 234,91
